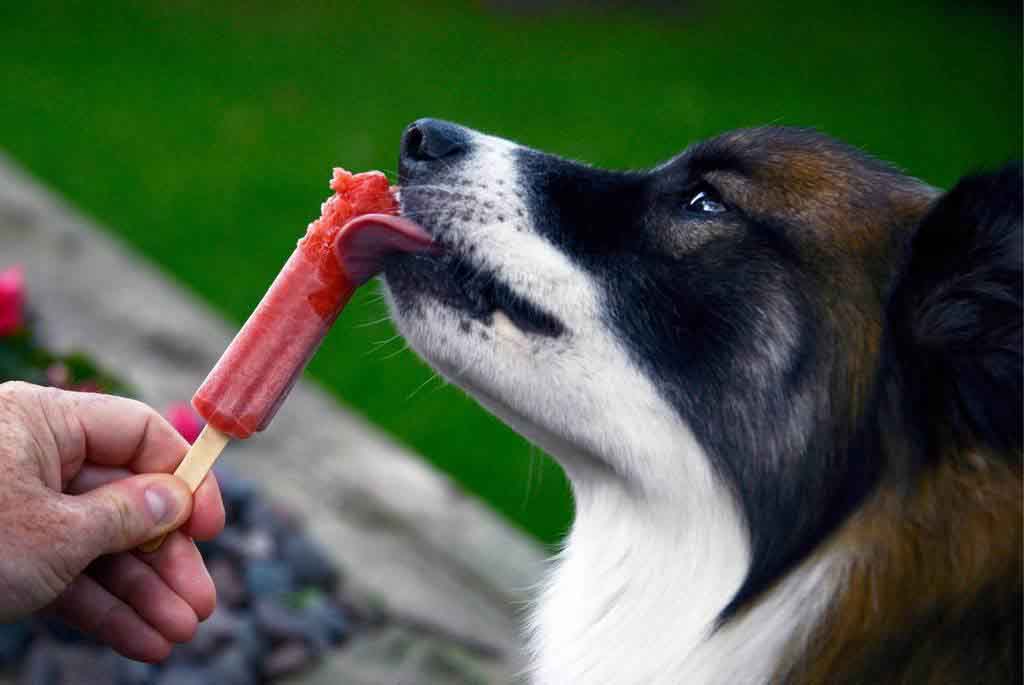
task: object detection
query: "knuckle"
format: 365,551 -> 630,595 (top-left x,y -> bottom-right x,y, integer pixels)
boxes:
77,490 -> 137,552
131,397 -> 159,417
110,493 -> 137,542
81,588 -> 121,639
113,559 -> 150,604
25,382 -> 62,409
0,381 -> 35,417
0,380 -> 35,397
115,395 -> 158,423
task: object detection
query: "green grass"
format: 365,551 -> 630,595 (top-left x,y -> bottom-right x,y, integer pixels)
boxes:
1,1 -> 1019,545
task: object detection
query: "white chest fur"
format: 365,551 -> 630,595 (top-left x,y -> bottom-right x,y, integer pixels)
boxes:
527,472 -> 839,685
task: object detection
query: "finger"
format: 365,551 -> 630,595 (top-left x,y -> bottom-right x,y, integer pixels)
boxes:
66,474 -> 192,558
65,464 -> 133,494
50,574 -> 172,663
67,466 -> 224,542
181,470 -> 225,541
47,389 -> 190,474
138,532 -> 216,621
90,553 -> 198,644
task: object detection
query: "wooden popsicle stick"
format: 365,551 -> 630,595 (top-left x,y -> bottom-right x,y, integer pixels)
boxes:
138,424 -> 231,553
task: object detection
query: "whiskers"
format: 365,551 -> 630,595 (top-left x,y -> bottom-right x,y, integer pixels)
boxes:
365,332 -> 404,358
397,208 -> 453,222
398,183 -> 464,194
353,314 -> 393,329
406,371 -> 446,401
361,291 -> 390,307
522,442 -> 544,512
379,341 -> 411,360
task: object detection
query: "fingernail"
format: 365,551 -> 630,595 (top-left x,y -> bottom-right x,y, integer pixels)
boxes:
145,486 -> 174,524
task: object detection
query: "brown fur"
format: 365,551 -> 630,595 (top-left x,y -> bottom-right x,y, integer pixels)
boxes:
781,453 -> 1022,684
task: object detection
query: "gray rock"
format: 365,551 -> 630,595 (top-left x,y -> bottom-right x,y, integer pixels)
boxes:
49,644 -> 117,685
105,653 -> 153,685
0,623 -> 30,668
241,529 -> 275,561
231,614 -> 269,663
241,500 -> 291,535
194,538 -> 221,562
17,642 -> 57,685
207,645 -> 255,685
205,528 -> 247,562
212,465 -> 256,514
261,641 -> 312,680
280,537 -> 338,591
245,560 -> 294,598
179,606 -> 243,660
207,558 -> 246,608
301,597 -> 350,646
212,528 -> 275,562
252,599 -> 310,644
154,665 -> 211,685
34,619 -> 85,646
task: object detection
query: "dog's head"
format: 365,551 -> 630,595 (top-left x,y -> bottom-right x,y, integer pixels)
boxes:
383,120 -> 1022,612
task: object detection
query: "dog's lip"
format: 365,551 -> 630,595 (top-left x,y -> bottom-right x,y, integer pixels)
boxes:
387,185 -> 564,337
387,247 -> 565,338
465,272 -> 565,337
336,213 -> 441,285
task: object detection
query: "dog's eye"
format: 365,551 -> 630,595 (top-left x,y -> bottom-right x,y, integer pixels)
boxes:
686,188 -> 727,215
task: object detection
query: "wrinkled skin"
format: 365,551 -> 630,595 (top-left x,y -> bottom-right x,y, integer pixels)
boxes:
0,381 -> 225,662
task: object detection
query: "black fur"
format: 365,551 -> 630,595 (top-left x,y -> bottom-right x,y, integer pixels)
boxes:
887,162 -> 1023,459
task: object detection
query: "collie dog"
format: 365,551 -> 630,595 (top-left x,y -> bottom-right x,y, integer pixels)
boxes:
384,120 -> 1022,684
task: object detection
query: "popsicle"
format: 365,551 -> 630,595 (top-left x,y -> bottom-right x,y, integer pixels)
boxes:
140,169 -> 434,552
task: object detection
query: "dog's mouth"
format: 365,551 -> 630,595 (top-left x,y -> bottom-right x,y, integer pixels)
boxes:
336,213 -> 439,284
380,210 -> 565,338
455,260 -> 565,337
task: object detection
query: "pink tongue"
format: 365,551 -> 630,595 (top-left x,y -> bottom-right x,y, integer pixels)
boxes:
335,213 -> 439,285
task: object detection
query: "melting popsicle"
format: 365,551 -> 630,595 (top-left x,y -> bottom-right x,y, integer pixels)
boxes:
140,169 -> 434,552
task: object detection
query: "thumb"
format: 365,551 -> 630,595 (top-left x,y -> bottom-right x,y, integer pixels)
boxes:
68,474 -> 193,558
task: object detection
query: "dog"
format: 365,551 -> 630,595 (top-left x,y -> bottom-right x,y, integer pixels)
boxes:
383,120 -> 1022,684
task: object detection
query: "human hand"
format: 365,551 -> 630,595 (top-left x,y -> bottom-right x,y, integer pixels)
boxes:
0,381 -> 225,661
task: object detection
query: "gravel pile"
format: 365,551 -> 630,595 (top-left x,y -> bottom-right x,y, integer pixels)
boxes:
0,466 -> 363,685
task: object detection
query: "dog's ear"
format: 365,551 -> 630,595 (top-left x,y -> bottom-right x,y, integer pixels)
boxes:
887,162 -> 1022,456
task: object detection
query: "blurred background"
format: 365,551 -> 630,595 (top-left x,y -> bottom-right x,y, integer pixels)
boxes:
2,0 -> 1020,546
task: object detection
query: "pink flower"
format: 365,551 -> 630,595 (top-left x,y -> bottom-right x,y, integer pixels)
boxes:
166,402 -> 204,444
46,363 -> 71,388
0,265 -> 25,336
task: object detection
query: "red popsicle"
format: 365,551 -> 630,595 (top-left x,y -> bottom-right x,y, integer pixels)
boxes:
140,168 -> 434,552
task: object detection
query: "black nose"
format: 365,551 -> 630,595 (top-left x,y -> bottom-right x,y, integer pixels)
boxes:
400,118 -> 469,164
